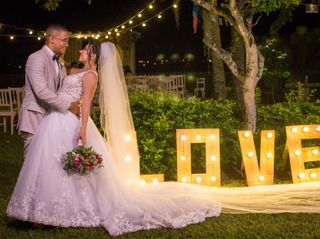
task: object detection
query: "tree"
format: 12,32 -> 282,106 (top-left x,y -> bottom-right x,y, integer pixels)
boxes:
202,3 -> 226,99
191,0 -> 318,131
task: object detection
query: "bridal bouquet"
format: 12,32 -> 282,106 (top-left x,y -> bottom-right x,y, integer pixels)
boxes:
63,146 -> 103,175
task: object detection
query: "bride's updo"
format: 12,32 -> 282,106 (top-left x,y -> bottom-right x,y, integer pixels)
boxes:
87,39 -> 101,65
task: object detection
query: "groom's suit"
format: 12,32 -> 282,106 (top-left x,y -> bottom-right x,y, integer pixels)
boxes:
18,45 -> 70,136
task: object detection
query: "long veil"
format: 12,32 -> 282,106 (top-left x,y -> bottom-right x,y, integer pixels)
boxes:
98,42 -> 140,182
97,42 -> 320,215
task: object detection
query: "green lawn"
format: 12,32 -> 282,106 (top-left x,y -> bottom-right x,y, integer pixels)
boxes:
1,131 -> 320,239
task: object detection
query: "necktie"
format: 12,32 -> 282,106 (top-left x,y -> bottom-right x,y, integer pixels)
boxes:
53,54 -> 61,90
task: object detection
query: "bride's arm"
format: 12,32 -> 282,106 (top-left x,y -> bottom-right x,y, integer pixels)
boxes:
79,72 -> 97,146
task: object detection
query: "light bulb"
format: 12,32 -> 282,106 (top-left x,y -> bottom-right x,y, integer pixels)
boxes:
266,132 -> 273,138
210,134 -> 215,140
195,134 -> 201,140
181,135 -> 187,141
140,179 -> 146,185
316,126 -> 320,132
310,172 -> 317,178
312,149 -> 319,155
124,156 -> 131,162
158,15 -> 162,19
292,127 -> 298,133
258,175 -> 265,181
210,155 -> 216,161
29,31 -> 33,35
211,176 -> 216,182
124,134 -> 131,141
180,155 -> 186,161
298,172 -> 305,179
295,149 -> 301,156
196,177 -> 202,183
266,152 -> 273,159
303,126 -> 309,132
244,131 -> 250,138
248,151 -> 254,158
152,178 -> 159,184
181,177 -> 187,183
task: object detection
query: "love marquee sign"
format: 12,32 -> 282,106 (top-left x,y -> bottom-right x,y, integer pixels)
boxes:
140,124 -> 320,187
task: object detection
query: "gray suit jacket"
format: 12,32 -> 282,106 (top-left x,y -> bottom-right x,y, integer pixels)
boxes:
18,45 -> 71,135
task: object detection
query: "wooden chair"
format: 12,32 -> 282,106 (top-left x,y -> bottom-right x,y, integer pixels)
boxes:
0,89 -> 17,135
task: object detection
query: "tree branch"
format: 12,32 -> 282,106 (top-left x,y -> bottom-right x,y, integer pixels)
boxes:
192,0 -> 238,31
203,35 -> 245,82
229,0 -> 254,46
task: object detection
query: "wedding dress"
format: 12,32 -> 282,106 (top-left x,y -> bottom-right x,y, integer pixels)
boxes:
6,67 -> 220,236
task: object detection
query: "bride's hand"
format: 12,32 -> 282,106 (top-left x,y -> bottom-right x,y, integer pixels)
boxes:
77,129 -> 87,146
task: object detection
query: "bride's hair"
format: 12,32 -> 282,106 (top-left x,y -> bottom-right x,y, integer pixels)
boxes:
87,39 -> 101,65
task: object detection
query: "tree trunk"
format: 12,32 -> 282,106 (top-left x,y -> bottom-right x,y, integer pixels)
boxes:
242,80 -> 256,130
211,19 -> 226,99
202,5 -> 226,99
243,43 -> 259,130
231,28 -> 245,104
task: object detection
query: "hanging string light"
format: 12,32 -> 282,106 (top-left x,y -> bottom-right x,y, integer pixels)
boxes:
0,0 -> 181,41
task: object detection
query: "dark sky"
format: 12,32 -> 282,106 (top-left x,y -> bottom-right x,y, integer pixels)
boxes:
0,0 -> 320,74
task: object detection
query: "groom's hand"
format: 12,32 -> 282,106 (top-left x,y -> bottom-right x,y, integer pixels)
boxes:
69,101 -> 81,118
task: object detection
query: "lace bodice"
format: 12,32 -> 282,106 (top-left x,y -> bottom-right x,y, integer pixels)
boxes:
58,71 -> 93,101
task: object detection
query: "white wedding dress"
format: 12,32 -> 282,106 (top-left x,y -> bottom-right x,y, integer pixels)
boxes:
6,70 -> 221,236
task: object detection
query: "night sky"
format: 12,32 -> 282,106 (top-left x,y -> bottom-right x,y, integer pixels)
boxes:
0,0 -> 320,74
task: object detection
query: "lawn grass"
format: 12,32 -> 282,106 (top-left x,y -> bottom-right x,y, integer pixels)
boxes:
1,131 -> 320,239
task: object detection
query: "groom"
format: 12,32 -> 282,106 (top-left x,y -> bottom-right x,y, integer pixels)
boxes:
18,24 -> 80,153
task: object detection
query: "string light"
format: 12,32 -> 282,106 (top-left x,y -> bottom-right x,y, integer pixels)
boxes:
0,0 -> 179,40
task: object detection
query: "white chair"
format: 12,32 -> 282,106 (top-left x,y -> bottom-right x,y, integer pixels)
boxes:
162,75 -> 187,98
0,88 -> 17,135
9,86 -> 25,113
194,77 -> 205,99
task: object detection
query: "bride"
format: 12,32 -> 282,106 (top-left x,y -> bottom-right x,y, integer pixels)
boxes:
6,40 -> 221,236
